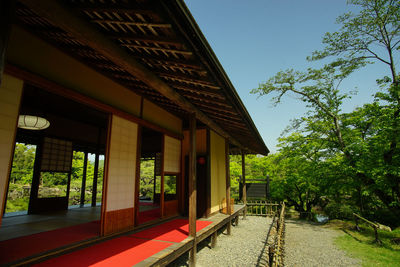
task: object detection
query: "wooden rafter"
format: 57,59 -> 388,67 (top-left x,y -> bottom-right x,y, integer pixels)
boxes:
158,72 -> 220,89
76,6 -> 157,17
134,54 -> 204,70
121,43 -> 192,56
110,33 -> 182,46
92,19 -> 171,28
170,84 -> 223,99
191,101 -> 238,116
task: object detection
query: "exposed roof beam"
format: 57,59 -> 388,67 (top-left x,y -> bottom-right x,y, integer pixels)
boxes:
23,0 -> 243,148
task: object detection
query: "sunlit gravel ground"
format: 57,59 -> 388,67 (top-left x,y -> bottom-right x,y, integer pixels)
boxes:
284,219 -> 360,267
169,216 -> 273,267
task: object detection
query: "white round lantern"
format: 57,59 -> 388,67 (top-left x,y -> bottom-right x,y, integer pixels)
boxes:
18,115 -> 50,130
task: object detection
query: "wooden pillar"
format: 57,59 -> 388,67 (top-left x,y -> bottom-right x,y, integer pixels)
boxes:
241,150 -> 247,219
188,113 -> 197,266
92,128 -> 102,207
160,136 -> 165,217
80,152 -> 88,207
92,153 -> 99,207
28,140 -> 43,214
225,140 -> 231,235
134,126 -> 142,225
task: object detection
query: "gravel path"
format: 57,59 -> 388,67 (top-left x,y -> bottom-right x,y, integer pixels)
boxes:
169,216 -> 273,267
284,219 -> 360,267
168,217 -> 360,267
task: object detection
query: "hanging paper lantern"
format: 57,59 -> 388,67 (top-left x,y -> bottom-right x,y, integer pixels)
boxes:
18,115 -> 50,130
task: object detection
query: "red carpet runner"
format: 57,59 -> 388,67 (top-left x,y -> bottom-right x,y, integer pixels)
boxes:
138,208 -> 160,224
0,221 -> 100,265
35,219 -> 212,266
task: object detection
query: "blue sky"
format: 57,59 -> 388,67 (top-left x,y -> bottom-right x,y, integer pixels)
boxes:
184,0 -> 389,153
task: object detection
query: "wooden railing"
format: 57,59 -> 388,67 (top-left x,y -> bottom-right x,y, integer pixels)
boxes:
270,202 -> 285,267
246,201 -> 279,216
353,213 -> 382,244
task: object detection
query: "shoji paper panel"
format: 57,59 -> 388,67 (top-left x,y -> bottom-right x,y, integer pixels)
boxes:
210,130 -> 226,214
41,137 -> 73,172
0,75 -> 23,217
164,135 -> 181,173
106,116 -> 137,211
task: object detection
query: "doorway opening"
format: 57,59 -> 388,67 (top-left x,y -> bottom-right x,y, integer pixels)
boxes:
0,84 -> 108,264
137,127 -> 163,225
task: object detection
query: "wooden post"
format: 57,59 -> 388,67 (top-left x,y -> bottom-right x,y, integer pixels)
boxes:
225,140 -> 231,235
188,113 -> 197,266
92,128 -> 102,207
241,151 -> 247,219
80,152 -> 88,207
161,137 -> 165,217
134,126 -> 142,225
374,226 -> 382,244
211,231 -> 217,248
92,153 -> 99,207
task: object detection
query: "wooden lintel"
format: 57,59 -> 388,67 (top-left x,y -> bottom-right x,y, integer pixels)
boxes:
92,19 -> 171,28
22,0 -> 245,150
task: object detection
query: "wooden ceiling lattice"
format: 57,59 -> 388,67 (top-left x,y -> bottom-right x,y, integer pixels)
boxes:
13,0 -> 269,154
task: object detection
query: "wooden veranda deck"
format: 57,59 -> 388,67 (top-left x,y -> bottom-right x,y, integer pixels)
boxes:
136,204 -> 245,266
7,205 -> 245,266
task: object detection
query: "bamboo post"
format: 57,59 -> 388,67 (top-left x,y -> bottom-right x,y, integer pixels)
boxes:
241,151 -> 247,219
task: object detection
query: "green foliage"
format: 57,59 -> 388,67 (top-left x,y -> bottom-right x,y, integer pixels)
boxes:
324,202 -> 355,220
252,0 -> 400,226
6,145 -> 105,212
333,222 -> 400,267
140,160 -> 155,198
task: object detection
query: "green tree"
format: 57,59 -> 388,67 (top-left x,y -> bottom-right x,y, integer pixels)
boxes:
252,0 -> 400,223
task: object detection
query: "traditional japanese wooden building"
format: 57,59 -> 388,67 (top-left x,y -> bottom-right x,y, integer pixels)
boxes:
0,0 -> 269,265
